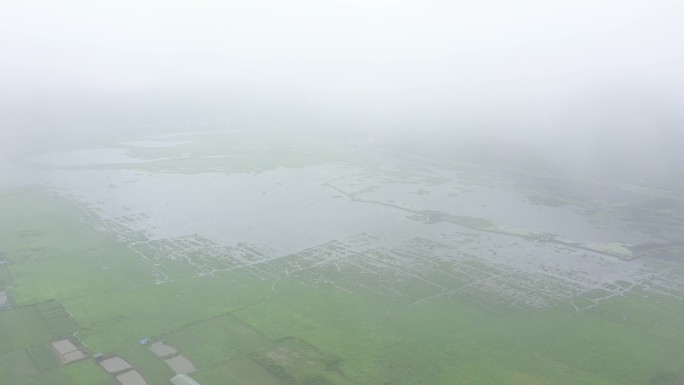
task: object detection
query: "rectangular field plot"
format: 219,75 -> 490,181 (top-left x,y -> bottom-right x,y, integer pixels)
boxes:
0,320 -> 12,355
250,337 -> 352,385
36,301 -> 77,338
164,315 -> 272,371
0,349 -> 39,382
164,354 -> 196,375
192,357 -> 285,385
0,306 -> 52,350
115,370 -> 147,385
19,369 -> 83,385
26,344 -> 58,371
50,338 -> 86,365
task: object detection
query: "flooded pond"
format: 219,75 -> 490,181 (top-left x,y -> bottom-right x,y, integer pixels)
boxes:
12,132 -> 684,311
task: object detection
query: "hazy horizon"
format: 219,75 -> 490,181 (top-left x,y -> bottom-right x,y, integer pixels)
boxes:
2,3 -> 684,385
2,0 -> 683,185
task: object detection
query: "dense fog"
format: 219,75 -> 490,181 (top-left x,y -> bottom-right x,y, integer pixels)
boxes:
1,0 -> 683,187
3,3 -> 684,385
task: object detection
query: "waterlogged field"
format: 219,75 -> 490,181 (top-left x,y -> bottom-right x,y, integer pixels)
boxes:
1,129 -> 684,385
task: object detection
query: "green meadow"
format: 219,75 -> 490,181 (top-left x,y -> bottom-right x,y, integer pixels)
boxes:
1,165 -> 684,385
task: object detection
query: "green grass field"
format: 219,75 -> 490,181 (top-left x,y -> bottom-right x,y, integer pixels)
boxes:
1,181 -> 684,385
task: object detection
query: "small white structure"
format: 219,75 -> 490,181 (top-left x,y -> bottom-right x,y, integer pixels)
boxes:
170,374 -> 201,385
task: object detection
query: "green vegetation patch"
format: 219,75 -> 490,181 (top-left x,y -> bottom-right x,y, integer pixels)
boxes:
193,356 -> 285,385
0,306 -> 52,350
236,277 -> 684,385
0,189 -> 154,304
65,269 -> 272,352
0,349 -> 39,383
35,301 -> 77,338
0,317 -> 12,355
18,369 -> 79,385
0,189 -> 103,264
26,345 -> 58,371
165,314 -> 271,370
61,359 -> 112,385
251,337 -> 350,385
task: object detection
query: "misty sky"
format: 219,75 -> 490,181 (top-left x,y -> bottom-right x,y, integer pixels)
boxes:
1,0 -> 683,180
2,1 -> 682,104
